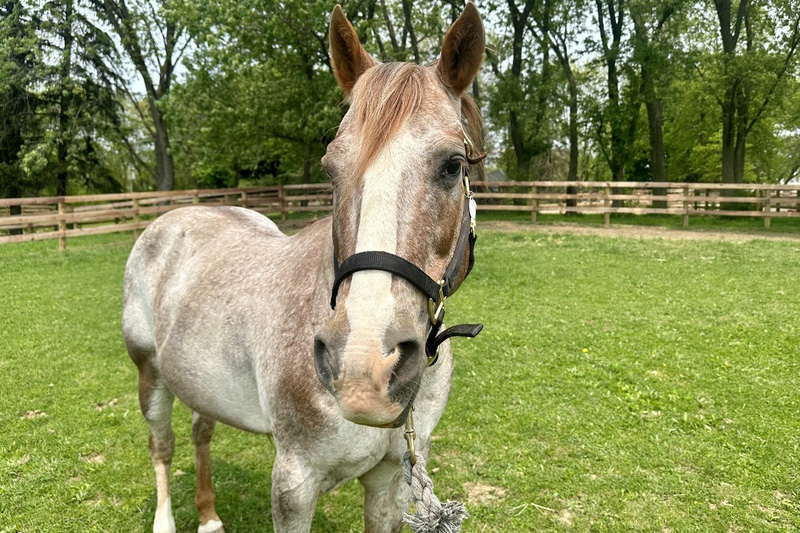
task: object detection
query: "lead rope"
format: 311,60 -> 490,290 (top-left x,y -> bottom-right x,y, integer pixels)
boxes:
401,412 -> 468,533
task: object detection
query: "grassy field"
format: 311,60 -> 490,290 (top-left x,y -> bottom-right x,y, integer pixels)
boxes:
479,209 -> 800,234
1,227 -> 799,532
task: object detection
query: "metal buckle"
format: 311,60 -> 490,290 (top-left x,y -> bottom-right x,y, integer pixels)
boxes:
462,121 -> 478,161
464,175 -> 477,236
469,199 -> 477,236
427,280 -> 445,325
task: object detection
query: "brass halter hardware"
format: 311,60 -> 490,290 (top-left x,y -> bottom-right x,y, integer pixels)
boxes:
462,123 -> 487,166
427,280 -> 446,326
404,409 -> 417,466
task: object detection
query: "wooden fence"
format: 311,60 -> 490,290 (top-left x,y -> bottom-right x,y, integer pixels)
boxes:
2,181 -> 798,249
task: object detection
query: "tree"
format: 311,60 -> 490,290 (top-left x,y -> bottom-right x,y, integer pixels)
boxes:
0,0 -> 48,211
593,0 -> 641,184
708,0 -> 800,183
486,0 -> 560,178
91,0 -> 190,190
629,0 -> 684,204
33,0 -> 124,195
533,0 -> 584,184
168,0 -> 342,187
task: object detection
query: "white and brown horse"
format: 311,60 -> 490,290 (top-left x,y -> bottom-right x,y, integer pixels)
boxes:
122,4 -> 485,532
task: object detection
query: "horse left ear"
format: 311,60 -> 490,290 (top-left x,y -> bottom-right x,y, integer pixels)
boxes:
436,2 -> 485,94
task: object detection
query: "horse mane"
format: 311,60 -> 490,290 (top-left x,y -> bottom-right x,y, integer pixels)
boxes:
348,62 -> 485,180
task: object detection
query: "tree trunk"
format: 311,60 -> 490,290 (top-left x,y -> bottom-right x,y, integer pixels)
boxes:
401,0 -> 419,63
596,0 -> 634,206
643,63 -> 666,206
646,99 -> 667,207
733,77 -> 749,184
565,66 -> 579,211
533,0 -> 553,165
714,0 -> 746,185
509,110 -> 530,175
720,86 -> 736,183
149,99 -> 174,191
506,0 -> 535,178
567,73 -> 578,183
302,142 -> 312,183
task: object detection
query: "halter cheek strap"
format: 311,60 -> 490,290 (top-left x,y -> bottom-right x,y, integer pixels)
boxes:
330,170 -> 483,364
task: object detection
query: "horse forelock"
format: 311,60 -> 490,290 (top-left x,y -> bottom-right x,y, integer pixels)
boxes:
346,62 -> 485,179
349,63 -> 427,180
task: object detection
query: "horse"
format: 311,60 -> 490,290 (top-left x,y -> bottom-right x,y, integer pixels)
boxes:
121,4 -> 485,532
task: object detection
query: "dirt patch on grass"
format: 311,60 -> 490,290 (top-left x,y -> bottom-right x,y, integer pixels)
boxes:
20,409 -> 47,419
82,453 -> 105,464
556,508 -> 574,527
464,481 -> 507,504
481,221 -> 800,243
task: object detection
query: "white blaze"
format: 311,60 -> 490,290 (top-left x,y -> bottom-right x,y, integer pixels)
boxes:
344,126 -> 418,353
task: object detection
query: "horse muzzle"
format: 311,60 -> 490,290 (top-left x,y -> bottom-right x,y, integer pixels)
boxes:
313,316 -> 426,428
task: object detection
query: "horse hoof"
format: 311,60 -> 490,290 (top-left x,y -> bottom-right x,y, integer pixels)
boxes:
198,519 -> 224,533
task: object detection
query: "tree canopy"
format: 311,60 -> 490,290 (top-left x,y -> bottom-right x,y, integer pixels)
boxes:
1,0 -> 798,197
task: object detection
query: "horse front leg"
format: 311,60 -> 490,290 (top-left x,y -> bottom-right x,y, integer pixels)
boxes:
271,452 -> 320,533
137,364 -> 177,533
359,460 -> 411,533
192,412 -> 224,533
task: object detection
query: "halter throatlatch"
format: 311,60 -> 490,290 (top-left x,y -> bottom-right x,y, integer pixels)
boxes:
330,139 -> 483,365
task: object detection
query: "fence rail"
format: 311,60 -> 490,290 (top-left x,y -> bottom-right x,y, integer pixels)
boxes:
2,181 -> 798,249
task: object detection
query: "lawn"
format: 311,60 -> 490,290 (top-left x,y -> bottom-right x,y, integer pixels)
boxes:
1,226 -> 799,532
480,209 -> 800,234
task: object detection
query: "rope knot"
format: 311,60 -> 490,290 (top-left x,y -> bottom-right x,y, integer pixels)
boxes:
401,451 -> 468,533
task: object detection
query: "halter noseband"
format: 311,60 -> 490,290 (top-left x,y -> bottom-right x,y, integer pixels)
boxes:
330,133 -> 485,365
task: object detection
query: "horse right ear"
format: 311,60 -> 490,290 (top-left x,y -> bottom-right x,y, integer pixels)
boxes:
329,5 -> 376,94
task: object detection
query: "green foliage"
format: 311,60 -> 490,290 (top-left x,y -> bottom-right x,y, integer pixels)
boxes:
0,1 -> 49,198
166,0 -> 461,187
0,0 -> 124,197
2,0 -> 800,197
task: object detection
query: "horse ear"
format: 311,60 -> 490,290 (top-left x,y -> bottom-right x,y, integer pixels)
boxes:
436,2 -> 485,94
329,5 -> 376,94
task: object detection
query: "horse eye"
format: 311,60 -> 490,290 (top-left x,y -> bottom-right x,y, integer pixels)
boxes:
442,158 -> 464,178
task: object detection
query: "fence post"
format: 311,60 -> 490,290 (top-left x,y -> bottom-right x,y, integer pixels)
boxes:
192,191 -> 200,205
530,184 -> 538,224
240,191 -> 248,209
58,200 -> 67,251
132,198 -> 141,239
763,189 -> 772,228
278,185 -> 286,222
682,185 -> 690,227
603,184 -> 611,227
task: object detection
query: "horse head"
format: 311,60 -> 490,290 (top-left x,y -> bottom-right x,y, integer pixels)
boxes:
314,3 -> 485,428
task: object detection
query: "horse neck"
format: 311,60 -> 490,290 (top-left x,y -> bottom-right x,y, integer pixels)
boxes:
288,217 -> 337,321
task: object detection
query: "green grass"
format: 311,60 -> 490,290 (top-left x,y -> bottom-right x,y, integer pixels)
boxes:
480,209 -> 800,233
1,229 -> 799,531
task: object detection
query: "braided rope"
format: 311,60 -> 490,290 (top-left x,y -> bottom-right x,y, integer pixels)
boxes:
401,451 -> 468,533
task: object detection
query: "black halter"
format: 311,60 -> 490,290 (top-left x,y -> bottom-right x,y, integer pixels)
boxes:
330,161 -> 483,365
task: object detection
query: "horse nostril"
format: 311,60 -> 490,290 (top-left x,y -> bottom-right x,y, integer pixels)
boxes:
387,340 -> 423,397
313,336 -> 340,393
